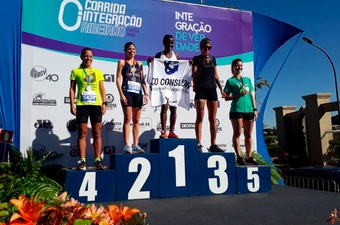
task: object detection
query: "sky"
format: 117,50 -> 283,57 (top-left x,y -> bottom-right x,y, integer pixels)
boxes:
180,0 -> 340,128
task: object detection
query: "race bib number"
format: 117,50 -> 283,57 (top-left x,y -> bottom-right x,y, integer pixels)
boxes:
81,91 -> 96,103
127,80 -> 141,94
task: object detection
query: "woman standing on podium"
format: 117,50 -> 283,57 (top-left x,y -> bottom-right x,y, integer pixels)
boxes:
191,37 -> 226,153
116,42 -> 149,154
224,58 -> 258,165
69,47 -> 107,170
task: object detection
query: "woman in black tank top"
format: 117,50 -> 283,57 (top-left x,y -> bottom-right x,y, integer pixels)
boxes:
191,38 -> 226,153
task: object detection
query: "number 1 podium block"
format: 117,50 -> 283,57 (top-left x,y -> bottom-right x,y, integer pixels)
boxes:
236,165 -> 271,194
65,169 -> 115,203
114,154 -> 159,201
198,153 -> 237,195
150,138 -> 199,198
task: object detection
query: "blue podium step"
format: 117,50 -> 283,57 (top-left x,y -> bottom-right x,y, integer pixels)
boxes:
65,138 -> 271,203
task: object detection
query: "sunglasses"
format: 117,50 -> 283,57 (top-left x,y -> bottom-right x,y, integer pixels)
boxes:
203,46 -> 212,50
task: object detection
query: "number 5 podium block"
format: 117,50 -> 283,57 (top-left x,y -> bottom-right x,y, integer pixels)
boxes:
236,165 -> 271,194
150,138 -> 199,198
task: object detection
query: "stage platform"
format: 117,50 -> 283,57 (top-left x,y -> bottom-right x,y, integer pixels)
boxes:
103,185 -> 340,225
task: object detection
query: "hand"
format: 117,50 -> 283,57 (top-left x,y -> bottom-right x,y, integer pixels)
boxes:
221,90 -> 226,98
101,104 -> 107,115
203,56 -> 210,66
253,111 -> 258,121
120,95 -> 128,106
143,95 -> 149,105
147,57 -> 154,65
241,88 -> 249,95
70,105 -> 76,116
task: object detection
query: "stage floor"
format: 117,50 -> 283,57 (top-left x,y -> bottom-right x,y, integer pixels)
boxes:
103,185 -> 340,225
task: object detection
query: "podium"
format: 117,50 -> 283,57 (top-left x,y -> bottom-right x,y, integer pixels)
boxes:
65,138 -> 271,203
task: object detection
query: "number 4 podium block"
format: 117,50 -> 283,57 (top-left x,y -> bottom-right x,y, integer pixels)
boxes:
65,169 -> 115,203
150,138 -> 199,198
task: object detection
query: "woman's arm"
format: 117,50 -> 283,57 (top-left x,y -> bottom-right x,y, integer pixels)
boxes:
69,79 -> 77,115
99,80 -> 107,115
139,63 -> 149,105
116,60 -> 127,105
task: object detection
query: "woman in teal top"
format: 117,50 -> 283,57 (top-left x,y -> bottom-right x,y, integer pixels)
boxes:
224,58 -> 258,165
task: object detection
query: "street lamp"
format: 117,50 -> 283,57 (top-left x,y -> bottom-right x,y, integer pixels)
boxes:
302,36 -> 340,119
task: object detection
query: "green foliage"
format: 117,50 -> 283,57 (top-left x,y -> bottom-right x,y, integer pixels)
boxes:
0,147 -> 62,203
250,151 -> 283,185
73,219 -> 93,225
254,76 -> 270,91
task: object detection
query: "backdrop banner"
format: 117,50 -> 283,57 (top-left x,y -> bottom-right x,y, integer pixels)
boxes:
21,0 -> 254,167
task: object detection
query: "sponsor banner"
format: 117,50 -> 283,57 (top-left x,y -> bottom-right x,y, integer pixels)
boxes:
22,0 -> 253,59
21,0 -> 256,167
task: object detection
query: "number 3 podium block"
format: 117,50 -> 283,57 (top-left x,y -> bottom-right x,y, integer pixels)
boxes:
236,165 -> 271,194
198,153 -> 237,195
65,169 -> 115,203
114,154 -> 159,201
150,138 -> 199,198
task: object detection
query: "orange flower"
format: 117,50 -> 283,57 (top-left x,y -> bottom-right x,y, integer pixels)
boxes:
326,208 -> 339,224
9,195 -> 45,225
107,203 -> 140,224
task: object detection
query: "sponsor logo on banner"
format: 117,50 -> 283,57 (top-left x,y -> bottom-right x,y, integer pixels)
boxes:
180,123 -> 195,129
164,61 -> 179,75
64,97 -> 76,104
216,118 -> 222,132
137,118 -> 152,131
58,0 -> 142,37
30,66 -> 59,82
69,145 -> 78,157
106,93 -> 117,109
138,142 -> 148,150
34,119 -> 54,129
104,74 -> 115,82
32,93 -> 57,106
32,144 -> 59,159
103,119 -> 122,132
156,121 -> 170,131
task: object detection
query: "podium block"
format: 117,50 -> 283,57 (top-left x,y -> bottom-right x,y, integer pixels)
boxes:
236,165 -> 271,194
65,169 -> 115,203
150,138 -> 199,198
114,154 -> 159,201
198,153 -> 237,195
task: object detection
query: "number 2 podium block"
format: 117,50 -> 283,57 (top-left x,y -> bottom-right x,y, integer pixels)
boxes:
114,154 -> 159,201
198,153 -> 237,195
236,165 -> 271,194
65,169 -> 115,203
150,138 -> 199,198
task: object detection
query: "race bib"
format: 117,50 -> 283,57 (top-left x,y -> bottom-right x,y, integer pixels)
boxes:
81,91 -> 96,103
127,80 -> 141,94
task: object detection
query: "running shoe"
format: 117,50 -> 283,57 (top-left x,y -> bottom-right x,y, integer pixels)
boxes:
236,157 -> 245,165
123,145 -> 132,154
246,157 -> 259,165
159,131 -> 167,138
209,144 -> 225,152
94,160 -> 105,170
77,159 -> 86,171
168,131 -> 179,138
132,144 -> 145,154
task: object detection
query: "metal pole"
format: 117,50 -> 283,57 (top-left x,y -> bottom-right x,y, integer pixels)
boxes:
302,37 -> 340,119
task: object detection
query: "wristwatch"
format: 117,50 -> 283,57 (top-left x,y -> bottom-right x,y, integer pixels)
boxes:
102,101 -> 107,106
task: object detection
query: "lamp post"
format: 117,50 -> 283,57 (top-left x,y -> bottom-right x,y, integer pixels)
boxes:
302,36 -> 340,119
